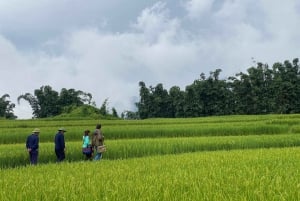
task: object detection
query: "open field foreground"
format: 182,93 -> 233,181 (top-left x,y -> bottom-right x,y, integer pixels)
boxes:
1,148 -> 300,201
1,114 -> 300,200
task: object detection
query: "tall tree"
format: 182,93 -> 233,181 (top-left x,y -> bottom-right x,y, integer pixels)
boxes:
184,82 -> 201,117
231,72 -> 255,114
111,107 -> 118,118
151,83 -> 172,117
134,58 -> 300,118
99,98 -> 109,115
241,63 -> 273,114
185,69 -> 231,116
59,88 -> 92,107
0,94 -> 17,119
136,81 -> 151,119
18,85 -> 59,118
272,60 -> 300,113
202,69 -> 230,115
169,86 -> 185,117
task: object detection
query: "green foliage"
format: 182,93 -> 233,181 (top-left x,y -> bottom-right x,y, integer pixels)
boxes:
58,104 -> 102,119
1,114 -> 296,144
1,115 -> 300,200
0,114 -> 300,164
0,94 -> 16,119
111,107 -> 118,118
1,148 -> 300,200
53,104 -> 120,120
17,85 -> 93,118
136,58 -> 300,119
1,132 -> 300,168
99,98 -> 109,115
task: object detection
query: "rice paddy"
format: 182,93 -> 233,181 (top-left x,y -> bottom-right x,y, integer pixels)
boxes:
1,114 -> 300,200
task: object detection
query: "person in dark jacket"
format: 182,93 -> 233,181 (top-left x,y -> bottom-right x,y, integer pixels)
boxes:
54,128 -> 66,162
26,128 -> 40,165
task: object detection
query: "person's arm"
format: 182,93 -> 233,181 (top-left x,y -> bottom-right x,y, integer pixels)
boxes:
91,135 -> 96,146
26,136 -> 30,149
62,135 -> 65,149
26,136 -> 31,151
99,130 -> 104,142
57,134 -> 64,149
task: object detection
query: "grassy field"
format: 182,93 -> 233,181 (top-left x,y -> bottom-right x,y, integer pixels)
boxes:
1,114 -> 300,200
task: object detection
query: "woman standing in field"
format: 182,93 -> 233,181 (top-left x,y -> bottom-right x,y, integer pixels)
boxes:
92,124 -> 105,160
82,130 -> 93,160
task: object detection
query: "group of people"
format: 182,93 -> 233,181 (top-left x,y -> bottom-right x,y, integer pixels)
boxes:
25,124 -> 105,165
82,124 -> 105,160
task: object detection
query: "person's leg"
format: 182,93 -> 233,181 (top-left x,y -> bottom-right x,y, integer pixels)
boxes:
86,153 -> 92,160
31,151 -> 38,165
29,152 -> 34,164
61,150 -> 65,161
94,153 -> 100,160
55,150 -> 60,161
94,152 -> 102,160
55,150 -> 64,162
93,146 -> 98,160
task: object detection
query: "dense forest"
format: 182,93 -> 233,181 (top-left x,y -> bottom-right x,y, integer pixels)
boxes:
136,58 -> 300,119
0,58 -> 299,119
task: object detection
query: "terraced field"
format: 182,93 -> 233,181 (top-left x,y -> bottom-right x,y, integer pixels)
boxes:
1,115 -> 300,200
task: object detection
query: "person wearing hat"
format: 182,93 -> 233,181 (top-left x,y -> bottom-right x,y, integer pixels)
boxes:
54,128 -> 66,162
26,128 -> 40,165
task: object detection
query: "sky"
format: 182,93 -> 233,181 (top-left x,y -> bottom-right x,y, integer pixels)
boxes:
0,0 -> 299,119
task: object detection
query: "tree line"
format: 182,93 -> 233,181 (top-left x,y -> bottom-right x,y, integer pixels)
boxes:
0,86 -> 117,119
135,58 -> 300,119
1,58 -> 299,119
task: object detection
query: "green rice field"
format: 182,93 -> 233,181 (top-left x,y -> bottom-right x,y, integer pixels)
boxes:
1,114 -> 300,200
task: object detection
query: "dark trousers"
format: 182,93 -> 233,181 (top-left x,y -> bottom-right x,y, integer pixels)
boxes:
55,149 -> 65,162
29,151 -> 38,165
85,153 -> 93,160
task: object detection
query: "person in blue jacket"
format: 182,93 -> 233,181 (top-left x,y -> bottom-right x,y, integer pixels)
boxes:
82,129 -> 93,160
26,128 -> 40,165
54,128 -> 66,162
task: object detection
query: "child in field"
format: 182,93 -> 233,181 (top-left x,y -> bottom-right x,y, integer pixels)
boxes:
82,130 -> 93,160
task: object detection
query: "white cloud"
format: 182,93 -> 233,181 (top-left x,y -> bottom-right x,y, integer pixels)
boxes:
132,2 -> 180,43
0,35 -> 23,68
185,0 -> 213,18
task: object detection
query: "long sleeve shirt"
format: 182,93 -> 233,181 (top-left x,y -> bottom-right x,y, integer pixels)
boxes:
92,129 -> 104,147
54,132 -> 65,150
26,134 -> 39,151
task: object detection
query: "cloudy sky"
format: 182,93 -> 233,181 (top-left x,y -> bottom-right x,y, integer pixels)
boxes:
0,0 -> 299,119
